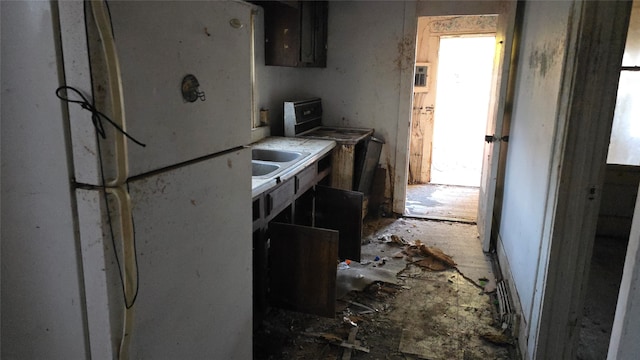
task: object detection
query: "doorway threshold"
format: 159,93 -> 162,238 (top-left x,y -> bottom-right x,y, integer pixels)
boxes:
405,184 -> 479,223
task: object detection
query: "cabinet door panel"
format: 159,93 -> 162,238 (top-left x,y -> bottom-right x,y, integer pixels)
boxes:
315,185 -> 363,261
265,179 -> 295,218
263,1 -> 300,67
295,162 -> 317,195
269,222 -> 338,317
301,1 -> 327,67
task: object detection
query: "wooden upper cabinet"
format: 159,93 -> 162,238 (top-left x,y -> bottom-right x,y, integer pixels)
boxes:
261,1 -> 327,67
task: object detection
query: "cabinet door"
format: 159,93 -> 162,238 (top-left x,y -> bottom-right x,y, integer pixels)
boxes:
315,185 -> 363,262
300,1 -> 327,67
261,1 -> 327,68
263,1 -> 300,67
265,178 -> 295,219
269,222 -> 338,317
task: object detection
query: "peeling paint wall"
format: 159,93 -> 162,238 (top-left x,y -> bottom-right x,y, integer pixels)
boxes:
307,1 -> 409,209
417,0 -> 502,16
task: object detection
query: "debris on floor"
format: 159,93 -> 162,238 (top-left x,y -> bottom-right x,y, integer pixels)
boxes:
480,332 -> 514,346
254,217 -> 518,359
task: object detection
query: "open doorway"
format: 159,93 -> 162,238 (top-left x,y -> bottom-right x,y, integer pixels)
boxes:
578,2 -> 639,358
431,35 -> 495,187
406,15 -> 497,223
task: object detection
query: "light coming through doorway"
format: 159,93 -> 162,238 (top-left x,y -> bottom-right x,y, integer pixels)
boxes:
430,35 -> 496,187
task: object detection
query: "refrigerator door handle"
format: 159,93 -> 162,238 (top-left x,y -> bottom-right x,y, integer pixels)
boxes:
106,186 -> 138,304
92,1 -> 137,357
92,0 -> 129,186
106,185 -> 138,358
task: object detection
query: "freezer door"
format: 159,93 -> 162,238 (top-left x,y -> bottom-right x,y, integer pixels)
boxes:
78,148 -> 252,358
89,1 -> 254,178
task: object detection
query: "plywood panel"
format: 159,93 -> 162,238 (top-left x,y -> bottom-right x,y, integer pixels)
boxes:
330,144 -> 356,190
269,222 -> 338,317
409,93 -> 434,184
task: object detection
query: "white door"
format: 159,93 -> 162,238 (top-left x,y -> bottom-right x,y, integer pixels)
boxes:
477,4 -> 518,251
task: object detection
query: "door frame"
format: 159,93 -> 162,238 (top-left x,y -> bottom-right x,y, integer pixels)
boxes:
530,1 -> 632,358
393,2 -> 517,252
408,18 -> 499,187
393,2 -> 418,214
477,3 -> 517,251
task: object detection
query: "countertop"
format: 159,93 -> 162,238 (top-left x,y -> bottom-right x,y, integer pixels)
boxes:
251,136 -> 336,198
298,126 -> 374,145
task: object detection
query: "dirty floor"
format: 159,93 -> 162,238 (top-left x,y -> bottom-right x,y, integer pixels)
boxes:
405,184 -> 479,223
254,217 -> 518,359
578,236 -> 628,360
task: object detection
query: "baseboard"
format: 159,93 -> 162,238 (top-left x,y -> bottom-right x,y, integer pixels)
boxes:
496,233 -> 528,359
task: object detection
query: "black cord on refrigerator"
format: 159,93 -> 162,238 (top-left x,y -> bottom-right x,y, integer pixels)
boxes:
124,182 -> 140,309
56,85 -> 142,309
55,86 -> 146,147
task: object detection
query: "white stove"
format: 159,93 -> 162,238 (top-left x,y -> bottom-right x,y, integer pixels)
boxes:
283,98 -> 373,145
283,98 -> 379,192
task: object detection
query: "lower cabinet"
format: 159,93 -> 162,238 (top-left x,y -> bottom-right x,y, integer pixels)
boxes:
315,186 -> 363,262
269,185 -> 363,317
253,154 -> 364,320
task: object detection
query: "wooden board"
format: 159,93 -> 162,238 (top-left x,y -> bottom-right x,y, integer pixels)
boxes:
315,185 -> 363,262
331,144 -> 356,190
408,93 -> 434,184
269,222 -> 338,317
263,1 -> 301,67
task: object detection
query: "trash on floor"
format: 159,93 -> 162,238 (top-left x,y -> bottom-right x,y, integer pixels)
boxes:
480,331 -> 514,346
253,217 -> 517,359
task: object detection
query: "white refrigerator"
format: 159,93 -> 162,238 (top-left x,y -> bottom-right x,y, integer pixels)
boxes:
58,1 -> 253,358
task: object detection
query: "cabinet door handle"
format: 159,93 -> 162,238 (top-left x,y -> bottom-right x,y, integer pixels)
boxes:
266,194 -> 273,214
295,177 -> 300,193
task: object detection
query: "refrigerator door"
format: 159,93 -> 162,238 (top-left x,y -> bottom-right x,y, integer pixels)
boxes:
108,1 -> 253,176
77,148 -> 252,358
62,1 -> 254,185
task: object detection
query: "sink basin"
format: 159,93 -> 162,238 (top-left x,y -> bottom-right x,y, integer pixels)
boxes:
252,148 -> 303,162
251,147 -> 310,180
252,162 -> 280,177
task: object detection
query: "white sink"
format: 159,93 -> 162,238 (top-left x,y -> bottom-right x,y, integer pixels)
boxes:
252,148 -> 304,162
252,162 -> 280,177
250,148 -> 310,180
